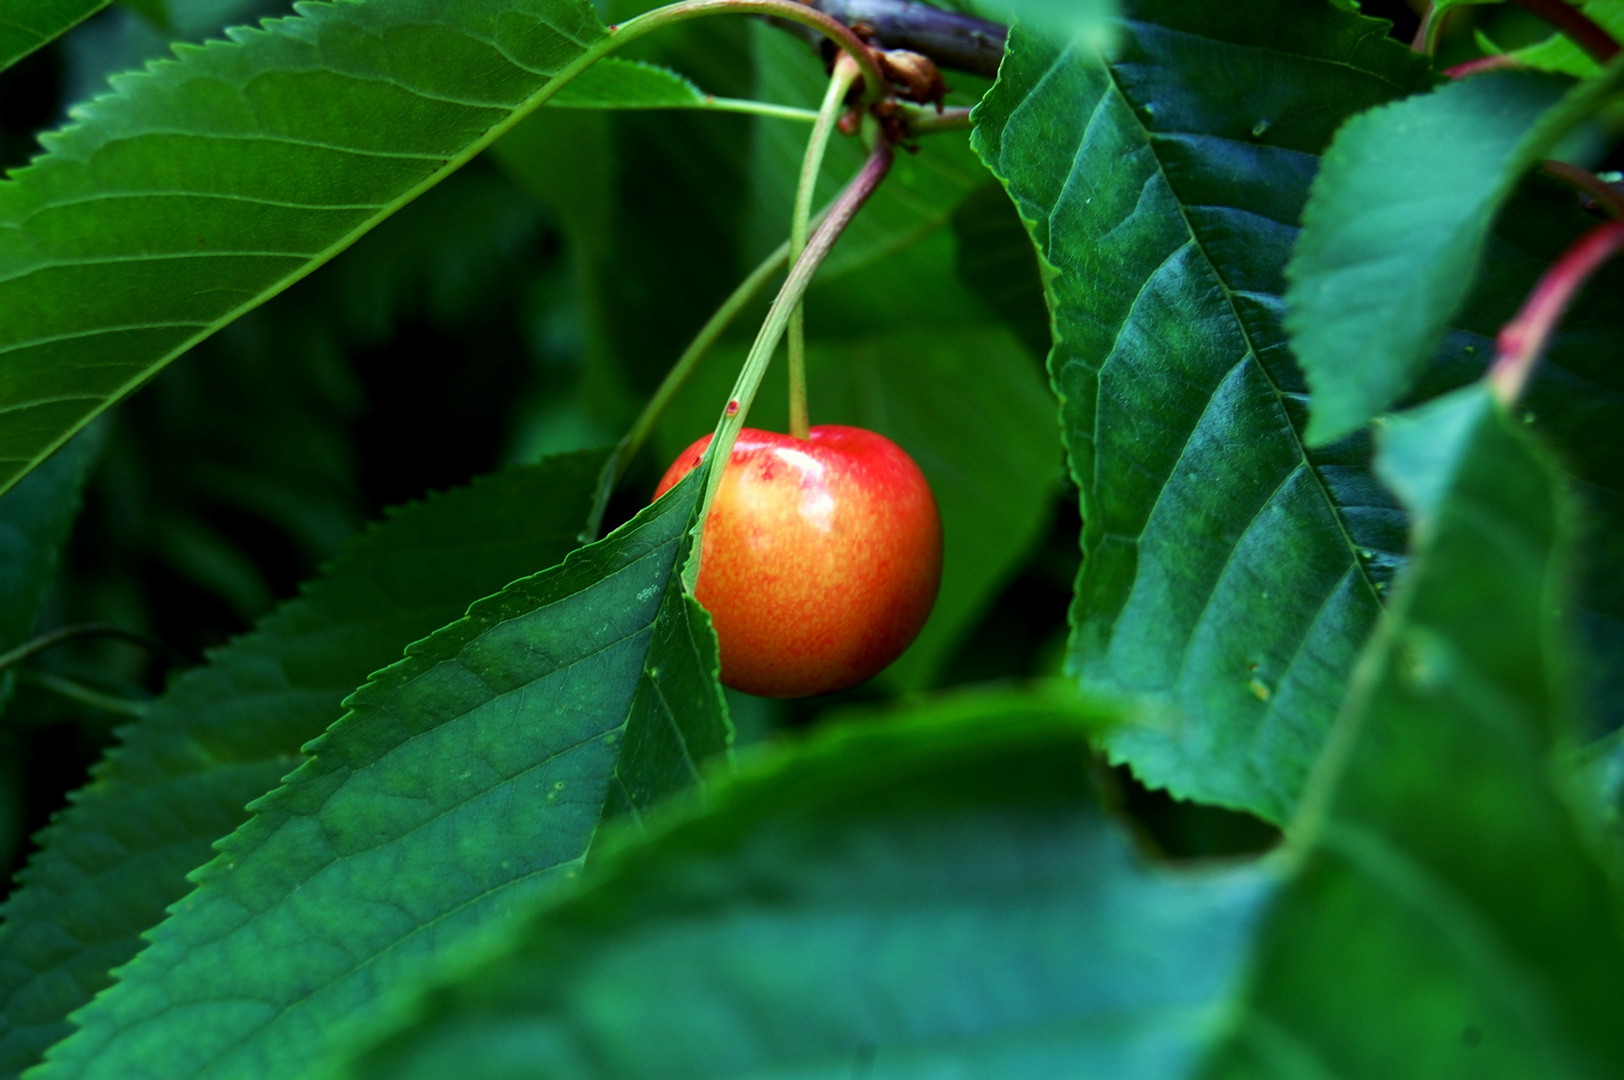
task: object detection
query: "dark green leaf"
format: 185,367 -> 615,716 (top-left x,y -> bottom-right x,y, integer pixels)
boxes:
0,452 -> 607,1080
972,2 -> 1432,822
1214,386 -> 1624,1077
548,58 -> 704,108
1290,61 -> 1624,444
0,430 -> 102,708
30,463 -> 728,1080
330,686 -> 1275,1080
0,0 -> 618,497
1395,180 -> 1624,734
0,0 -> 109,72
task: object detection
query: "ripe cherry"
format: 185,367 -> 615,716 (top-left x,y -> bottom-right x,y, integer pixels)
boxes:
655,425 -> 941,698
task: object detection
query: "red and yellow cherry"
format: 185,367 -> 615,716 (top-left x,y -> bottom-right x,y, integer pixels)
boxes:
654,424 -> 941,698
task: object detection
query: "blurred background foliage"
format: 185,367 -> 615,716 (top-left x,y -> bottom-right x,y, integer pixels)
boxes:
7,0 -> 1546,891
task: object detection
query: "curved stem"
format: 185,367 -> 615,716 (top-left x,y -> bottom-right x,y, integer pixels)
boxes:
687,140 -> 894,586
1541,160 -> 1624,219
0,623 -> 188,676
788,55 -> 862,441
1445,53 -> 1524,78
1490,218 -> 1624,405
609,0 -> 886,102
1509,0 -> 1621,63
899,103 -> 973,135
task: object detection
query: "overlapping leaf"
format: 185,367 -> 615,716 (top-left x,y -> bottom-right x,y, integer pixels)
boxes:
327,688 -> 1274,1080
30,462 -> 727,1080
0,0 -> 108,72
0,429 -> 101,711
0,0 -> 635,498
972,1 -> 1432,822
0,451 -> 605,1080
1289,61 -> 1624,443
1212,385 -> 1624,1077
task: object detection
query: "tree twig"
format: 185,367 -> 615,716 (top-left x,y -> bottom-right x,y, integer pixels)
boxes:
784,0 -> 1007,77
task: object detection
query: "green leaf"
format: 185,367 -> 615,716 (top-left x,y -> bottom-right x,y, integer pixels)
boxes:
30,464 -> 728,1080
1289,61 -> 1624,444
1509,1 -> 1624,77
657,230 -> 1062,690
970,0 -> 1119,51
0,451 -> 607,1080
0,0 -> 613,498
971,3 -> 1432,822
326,687 -> 1276,1080
548,57 -> 703,108
0,0 -> 109,72
1215,386 -> 1624,1077
1405,182 -> 1624,735
0,430 -> 102,710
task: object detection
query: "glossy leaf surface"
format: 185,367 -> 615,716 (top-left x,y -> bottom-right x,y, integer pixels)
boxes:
33,464 -> 728,1080
0,0 -> 108,72
1215,387 -> 1624,1077
1289,63 -> 1624,443
0,452 -> 606,1080
973,2 -> 1431,821
0,0 -> 614,497
334,688 -> 1274,1080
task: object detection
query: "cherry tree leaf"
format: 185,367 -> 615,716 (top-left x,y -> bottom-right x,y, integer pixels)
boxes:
0,0 -> 635,498
0,0 -> 109,72
0,452 -> 606,1080
1289,60 -> 1624,444
1213,385 -> 1624,1076
972,1 -> 1431,822
326,688 -> 1276,1080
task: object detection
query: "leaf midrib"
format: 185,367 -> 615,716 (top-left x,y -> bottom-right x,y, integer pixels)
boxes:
1098,30 -> 1385,613
0,9 -> 611,498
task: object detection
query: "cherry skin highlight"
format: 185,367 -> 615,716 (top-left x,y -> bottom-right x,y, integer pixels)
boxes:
654,425 -> 941,698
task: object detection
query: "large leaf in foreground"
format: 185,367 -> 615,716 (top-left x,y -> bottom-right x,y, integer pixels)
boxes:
0,0 -> 107,73
1215,386 -> 1624,1077
333,688 -> 1273,1080
33,467 -> 727,1080
0,452 -> 605,1080
1289,62 -> 1624,444
972,2 -> 1431,822
0,0 -> 622,497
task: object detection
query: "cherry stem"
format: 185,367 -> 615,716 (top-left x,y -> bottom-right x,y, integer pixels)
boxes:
584,207 -> 832,539
686,140 -> 894,584
1508,0 -> 1621,63
1489,217 -> 1624,405
605,0 -> 887,102
788,55 -> 862,441
1541,160 -> 1624,219
1412,3 -> 1439,55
